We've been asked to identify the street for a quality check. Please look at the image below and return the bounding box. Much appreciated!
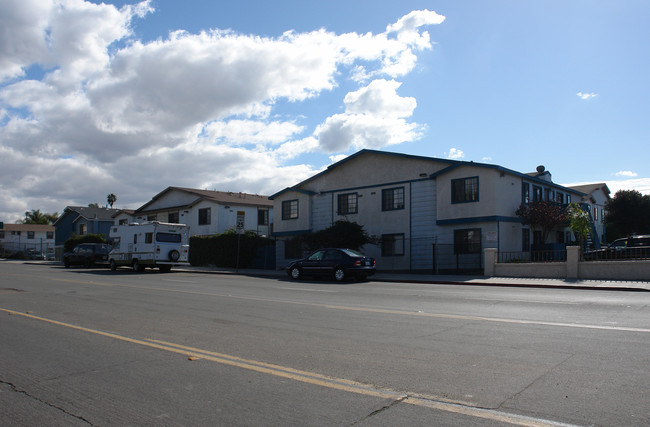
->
[1,261,649,426]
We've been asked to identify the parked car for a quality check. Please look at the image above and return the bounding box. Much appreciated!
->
[63,243,112,267]
[286,248,376,281]
[584,235,650,260]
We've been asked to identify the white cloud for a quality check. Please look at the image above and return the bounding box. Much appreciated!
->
[0,1,444,222]
[446,148,465,159]
[577,91,598,100]
[614,170,638,177]
[315,79,424,152]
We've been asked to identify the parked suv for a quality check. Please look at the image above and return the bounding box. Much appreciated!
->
[584,235,650,260]
[63,243,112,267]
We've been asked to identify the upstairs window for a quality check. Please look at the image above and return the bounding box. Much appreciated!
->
[522,183,530,204]
[338,193,358,215]
[27,231,35,239]
[556,192,564,204]
[533,186,542,202]
[452,177,479,203]
[282,200,299,220]
[382,187,404,211]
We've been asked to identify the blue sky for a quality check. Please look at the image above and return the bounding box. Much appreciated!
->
[1,0,649,222]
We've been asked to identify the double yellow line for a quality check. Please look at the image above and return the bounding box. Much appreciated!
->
[2,308,580,427]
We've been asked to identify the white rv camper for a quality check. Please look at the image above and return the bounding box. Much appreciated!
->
[108,222,190,272]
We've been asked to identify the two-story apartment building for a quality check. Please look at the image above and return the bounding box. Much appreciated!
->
[133,187,273,237]
[270,149,590,272]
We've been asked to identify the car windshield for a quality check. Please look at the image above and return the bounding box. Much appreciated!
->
[341,249,365,257]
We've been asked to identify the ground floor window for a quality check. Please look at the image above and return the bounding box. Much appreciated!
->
[381,233,405,256]
[454,228,481,254]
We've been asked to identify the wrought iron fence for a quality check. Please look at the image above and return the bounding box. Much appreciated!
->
[497,249,567,264]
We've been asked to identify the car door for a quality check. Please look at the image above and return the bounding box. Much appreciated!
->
[321,249,344,275]
[301,250,325,275]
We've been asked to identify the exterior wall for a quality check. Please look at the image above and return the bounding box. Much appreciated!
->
[0,225,55,255]
[54,213,75,245]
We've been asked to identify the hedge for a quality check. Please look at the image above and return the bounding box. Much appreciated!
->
[190,232,274,268]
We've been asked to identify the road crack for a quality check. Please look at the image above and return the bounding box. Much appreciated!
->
[1,379,95,425]
[349,395,408,425]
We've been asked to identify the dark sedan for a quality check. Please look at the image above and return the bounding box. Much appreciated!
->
[63,243,112,267]
[286,248,376,282]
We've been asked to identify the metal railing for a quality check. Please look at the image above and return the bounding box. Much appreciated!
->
[498,249,567,264]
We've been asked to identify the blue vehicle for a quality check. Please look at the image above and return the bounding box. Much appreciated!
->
[287,248,376,282]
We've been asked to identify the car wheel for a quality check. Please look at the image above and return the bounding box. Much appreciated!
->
[334,267,345,282]
[109,259,117,271]
[133,259,142,272]
[290,267,301,280]
[168,250,180,262]
[64,259,70,268]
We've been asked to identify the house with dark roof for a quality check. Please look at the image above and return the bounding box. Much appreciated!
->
[270,149,592,273]
[132,187,273,237]
[53,206,121,246]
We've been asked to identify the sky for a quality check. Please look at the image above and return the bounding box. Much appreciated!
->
[1,0,649,223]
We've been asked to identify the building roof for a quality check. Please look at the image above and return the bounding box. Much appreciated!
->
[54,206,121,225]
[2,224,54,232]
[270,149,587,199]
[567,183,611,198]
[135,187,273,213]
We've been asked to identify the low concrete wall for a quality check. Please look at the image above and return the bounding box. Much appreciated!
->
[485,247,650,281]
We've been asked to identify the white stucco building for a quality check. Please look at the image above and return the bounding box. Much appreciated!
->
[132,187,273,237]
[271,150,597,273]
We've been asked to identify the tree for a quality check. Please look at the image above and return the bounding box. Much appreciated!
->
[605,190,650,240]
[566,203,592,252]
[88,203,99,208]
[515,202,567,246]
[107,193,117,208]
[302,220,373,252]
[20,209,59,225]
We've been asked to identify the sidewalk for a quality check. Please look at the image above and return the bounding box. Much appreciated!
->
[7,259,649,291]
[178,265,650,292]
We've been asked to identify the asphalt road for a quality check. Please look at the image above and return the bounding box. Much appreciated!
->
[1,261,649,426]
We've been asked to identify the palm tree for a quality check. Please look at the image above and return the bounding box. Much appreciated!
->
[22,209,51,224]
[107,193,117,208]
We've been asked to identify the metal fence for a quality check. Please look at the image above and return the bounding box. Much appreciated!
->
[497,249,567,264]
[0,242,57,260]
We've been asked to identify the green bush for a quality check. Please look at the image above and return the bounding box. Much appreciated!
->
[64,233,107,252]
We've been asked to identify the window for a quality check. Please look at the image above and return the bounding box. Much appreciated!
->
[381,234,405,256]
[522,229,530,252]
[454,228,481,254]
[133,233,137,244]
[338,193,358,215]
[119,219,128,225]
[532,186,542,202]
[258,209,269,226]
[147,215,157,221]
[452,177,479,203]
[47,231,53,239]
[198,208,211,225]
[556,192,564,204]
[168,211,179,223]
[567,195,572,204]
[545,188,553,201]
[145,232,153,244]
[282,200,299,220]
[522,183,530,204]
[593,207,598,222]
[27,231,35,239]
[382,187,404,211]
[79,224,87,235]
[156,232,181,243]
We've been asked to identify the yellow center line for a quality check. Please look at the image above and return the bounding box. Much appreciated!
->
[2,308,581,427]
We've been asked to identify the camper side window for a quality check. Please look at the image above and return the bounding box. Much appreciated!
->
[145,233,153,244]
[112,238,120,250]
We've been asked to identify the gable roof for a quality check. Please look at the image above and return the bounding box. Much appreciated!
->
[54,206,120,225]
[135,187,273,213]
[270,149,587,199]
[2,224,54,232]
[567,183,611,198]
